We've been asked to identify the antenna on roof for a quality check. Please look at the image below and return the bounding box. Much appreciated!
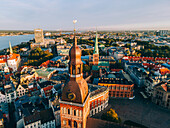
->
[73,20,77,46]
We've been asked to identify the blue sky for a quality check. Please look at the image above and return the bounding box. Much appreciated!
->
[0,0,170,30]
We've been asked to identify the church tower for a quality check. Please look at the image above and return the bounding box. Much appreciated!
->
[93,31,99,65]
[60,34,90,128]
[9,41,13,54]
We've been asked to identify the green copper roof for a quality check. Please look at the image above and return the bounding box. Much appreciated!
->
[92,61,110,71]
[93,31,99,54]
[98,61,110,66]
[35,68,55,78]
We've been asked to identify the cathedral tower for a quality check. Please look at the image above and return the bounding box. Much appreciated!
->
[60,35,90,128]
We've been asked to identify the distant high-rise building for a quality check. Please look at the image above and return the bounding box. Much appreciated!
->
[34,29,44,43]
[160,30,168,36]
[155,30,168,36]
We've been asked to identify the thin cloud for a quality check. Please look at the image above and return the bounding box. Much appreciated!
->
[0,0,169,30]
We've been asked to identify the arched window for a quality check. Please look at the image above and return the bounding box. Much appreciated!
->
[74,121,77,128]
[68,120,71,126]
[68,108,70,114]
[74,110,76,116]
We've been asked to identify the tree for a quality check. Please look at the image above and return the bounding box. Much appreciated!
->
[101,108,121,123]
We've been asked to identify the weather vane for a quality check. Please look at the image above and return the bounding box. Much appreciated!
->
[73,20,77,35]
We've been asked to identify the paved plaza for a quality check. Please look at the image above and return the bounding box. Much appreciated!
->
[93,88,170,128]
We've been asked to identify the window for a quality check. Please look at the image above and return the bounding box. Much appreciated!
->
[72,65,76,74]
[74,121,77,128]
[68,120,71,126]
[117,87,120,90]
[77,67,80,74]
[68,109,70,114]
[74,110,76,116]
[98,99,100,105]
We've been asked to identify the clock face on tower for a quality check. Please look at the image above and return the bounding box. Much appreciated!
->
[67,92,76,101]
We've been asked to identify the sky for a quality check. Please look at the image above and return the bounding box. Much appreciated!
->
[0,0,170,31]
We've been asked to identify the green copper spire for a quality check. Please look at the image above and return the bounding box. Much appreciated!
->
[9,41,13,54]
[93,31,99,54]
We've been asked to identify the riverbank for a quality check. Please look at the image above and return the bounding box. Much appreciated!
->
[0,34,32,37]
[0,34,34,50]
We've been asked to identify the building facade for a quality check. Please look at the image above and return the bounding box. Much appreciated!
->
[0,42,21,72]
[98,78,134,98]
[4,84,17,103]
[152,80,170,109]
[89,84,109,116]
[16,84,28,98]
[0,91,6,103]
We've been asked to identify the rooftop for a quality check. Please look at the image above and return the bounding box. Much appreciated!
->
[88,84,108,97]
[98,78,133,85]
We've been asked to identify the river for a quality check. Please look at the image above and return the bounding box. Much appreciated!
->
[0,34,34,50]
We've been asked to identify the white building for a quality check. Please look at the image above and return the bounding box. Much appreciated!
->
[0,91,6,103]
[0,42,21,72]
[4,84,17,103]
[16,84,28,98]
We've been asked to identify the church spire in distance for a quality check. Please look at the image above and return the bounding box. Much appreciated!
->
[93,31,99,54]
[9,41,13,54]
